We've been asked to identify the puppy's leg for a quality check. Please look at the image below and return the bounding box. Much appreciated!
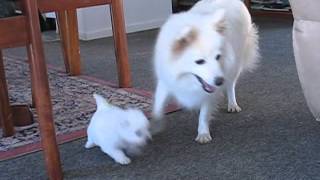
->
[195,102,212,144]
[151,81,169,134]
[101,146,131,165]
[226,69,242,113]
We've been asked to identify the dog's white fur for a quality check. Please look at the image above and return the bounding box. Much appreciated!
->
[85,94,151,165]
[153,0,259,143]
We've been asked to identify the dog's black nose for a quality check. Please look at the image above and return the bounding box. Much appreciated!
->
[215,77,224,86]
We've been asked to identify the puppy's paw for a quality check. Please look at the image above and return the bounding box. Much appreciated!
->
[227,104,242,113]
[115,156,131,165]
[107,149,132,165]
[85,141,95,149]
[195,133,212,144]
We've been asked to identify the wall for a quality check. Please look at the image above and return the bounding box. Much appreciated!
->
[77,0,172,40]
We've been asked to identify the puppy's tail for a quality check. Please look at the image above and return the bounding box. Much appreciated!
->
[93,94,111,111]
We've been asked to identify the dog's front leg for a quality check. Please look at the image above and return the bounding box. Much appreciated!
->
[151,81,169,134]
[152,81,169,119]
[195,102,212,144]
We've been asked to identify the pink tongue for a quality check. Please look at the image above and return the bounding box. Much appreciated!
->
[194,75,215,93]
[201,81,215,93]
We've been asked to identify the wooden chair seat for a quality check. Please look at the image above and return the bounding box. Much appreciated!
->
[38,0,111,12]
[38,0,132,88]
[0,16,28,48]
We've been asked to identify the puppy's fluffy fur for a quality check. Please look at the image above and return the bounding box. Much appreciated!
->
[85,94,151,165]
[153,0,259,143]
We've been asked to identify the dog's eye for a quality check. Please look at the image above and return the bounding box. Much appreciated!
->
[216,54,221,61]
[195,59,206,65]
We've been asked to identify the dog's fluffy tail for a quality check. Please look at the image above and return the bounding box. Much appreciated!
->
[93,94,110,111]
[243,23,260,72]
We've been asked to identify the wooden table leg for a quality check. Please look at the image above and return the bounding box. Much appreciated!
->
[110,0,132,88]
[56,9,81,76]
[0,50,15,137]
[25,0,63,179]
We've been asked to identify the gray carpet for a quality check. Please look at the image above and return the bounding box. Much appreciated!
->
[2,17,320,180]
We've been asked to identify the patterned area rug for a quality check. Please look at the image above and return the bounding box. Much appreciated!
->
[0,57,179,161]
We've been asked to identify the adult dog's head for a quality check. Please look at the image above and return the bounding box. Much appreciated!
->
[155,9,227,94]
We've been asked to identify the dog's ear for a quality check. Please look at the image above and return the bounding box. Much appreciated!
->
[172,26,197,55]
[210,9,226,34]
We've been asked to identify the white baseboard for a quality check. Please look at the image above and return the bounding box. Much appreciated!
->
[79,18,166,41]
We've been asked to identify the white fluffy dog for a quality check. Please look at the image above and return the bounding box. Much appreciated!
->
[85,94,151,165]
[153,0,259,143]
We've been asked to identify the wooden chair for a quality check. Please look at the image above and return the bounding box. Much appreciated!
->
[38,0,132,88]
[0,0,62,179]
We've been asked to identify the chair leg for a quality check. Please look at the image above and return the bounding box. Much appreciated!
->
[24,0,63,179]
[56,10,81,76]
[110,0,132,88]
[0,50,15,137]
[27,47,36,108]
[244,0,251,12]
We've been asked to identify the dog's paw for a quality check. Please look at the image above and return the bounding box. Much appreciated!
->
[195,133,212,144]
[227,104,242,113]
[115,156,131,165]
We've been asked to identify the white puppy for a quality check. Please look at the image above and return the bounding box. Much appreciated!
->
[85,94,151,165]
[153,0,259,143]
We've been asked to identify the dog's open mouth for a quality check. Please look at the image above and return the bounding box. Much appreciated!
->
[193,74,215,93]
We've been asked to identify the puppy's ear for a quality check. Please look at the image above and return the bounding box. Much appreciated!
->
[210,9,226,34]
[172,26,197,55]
